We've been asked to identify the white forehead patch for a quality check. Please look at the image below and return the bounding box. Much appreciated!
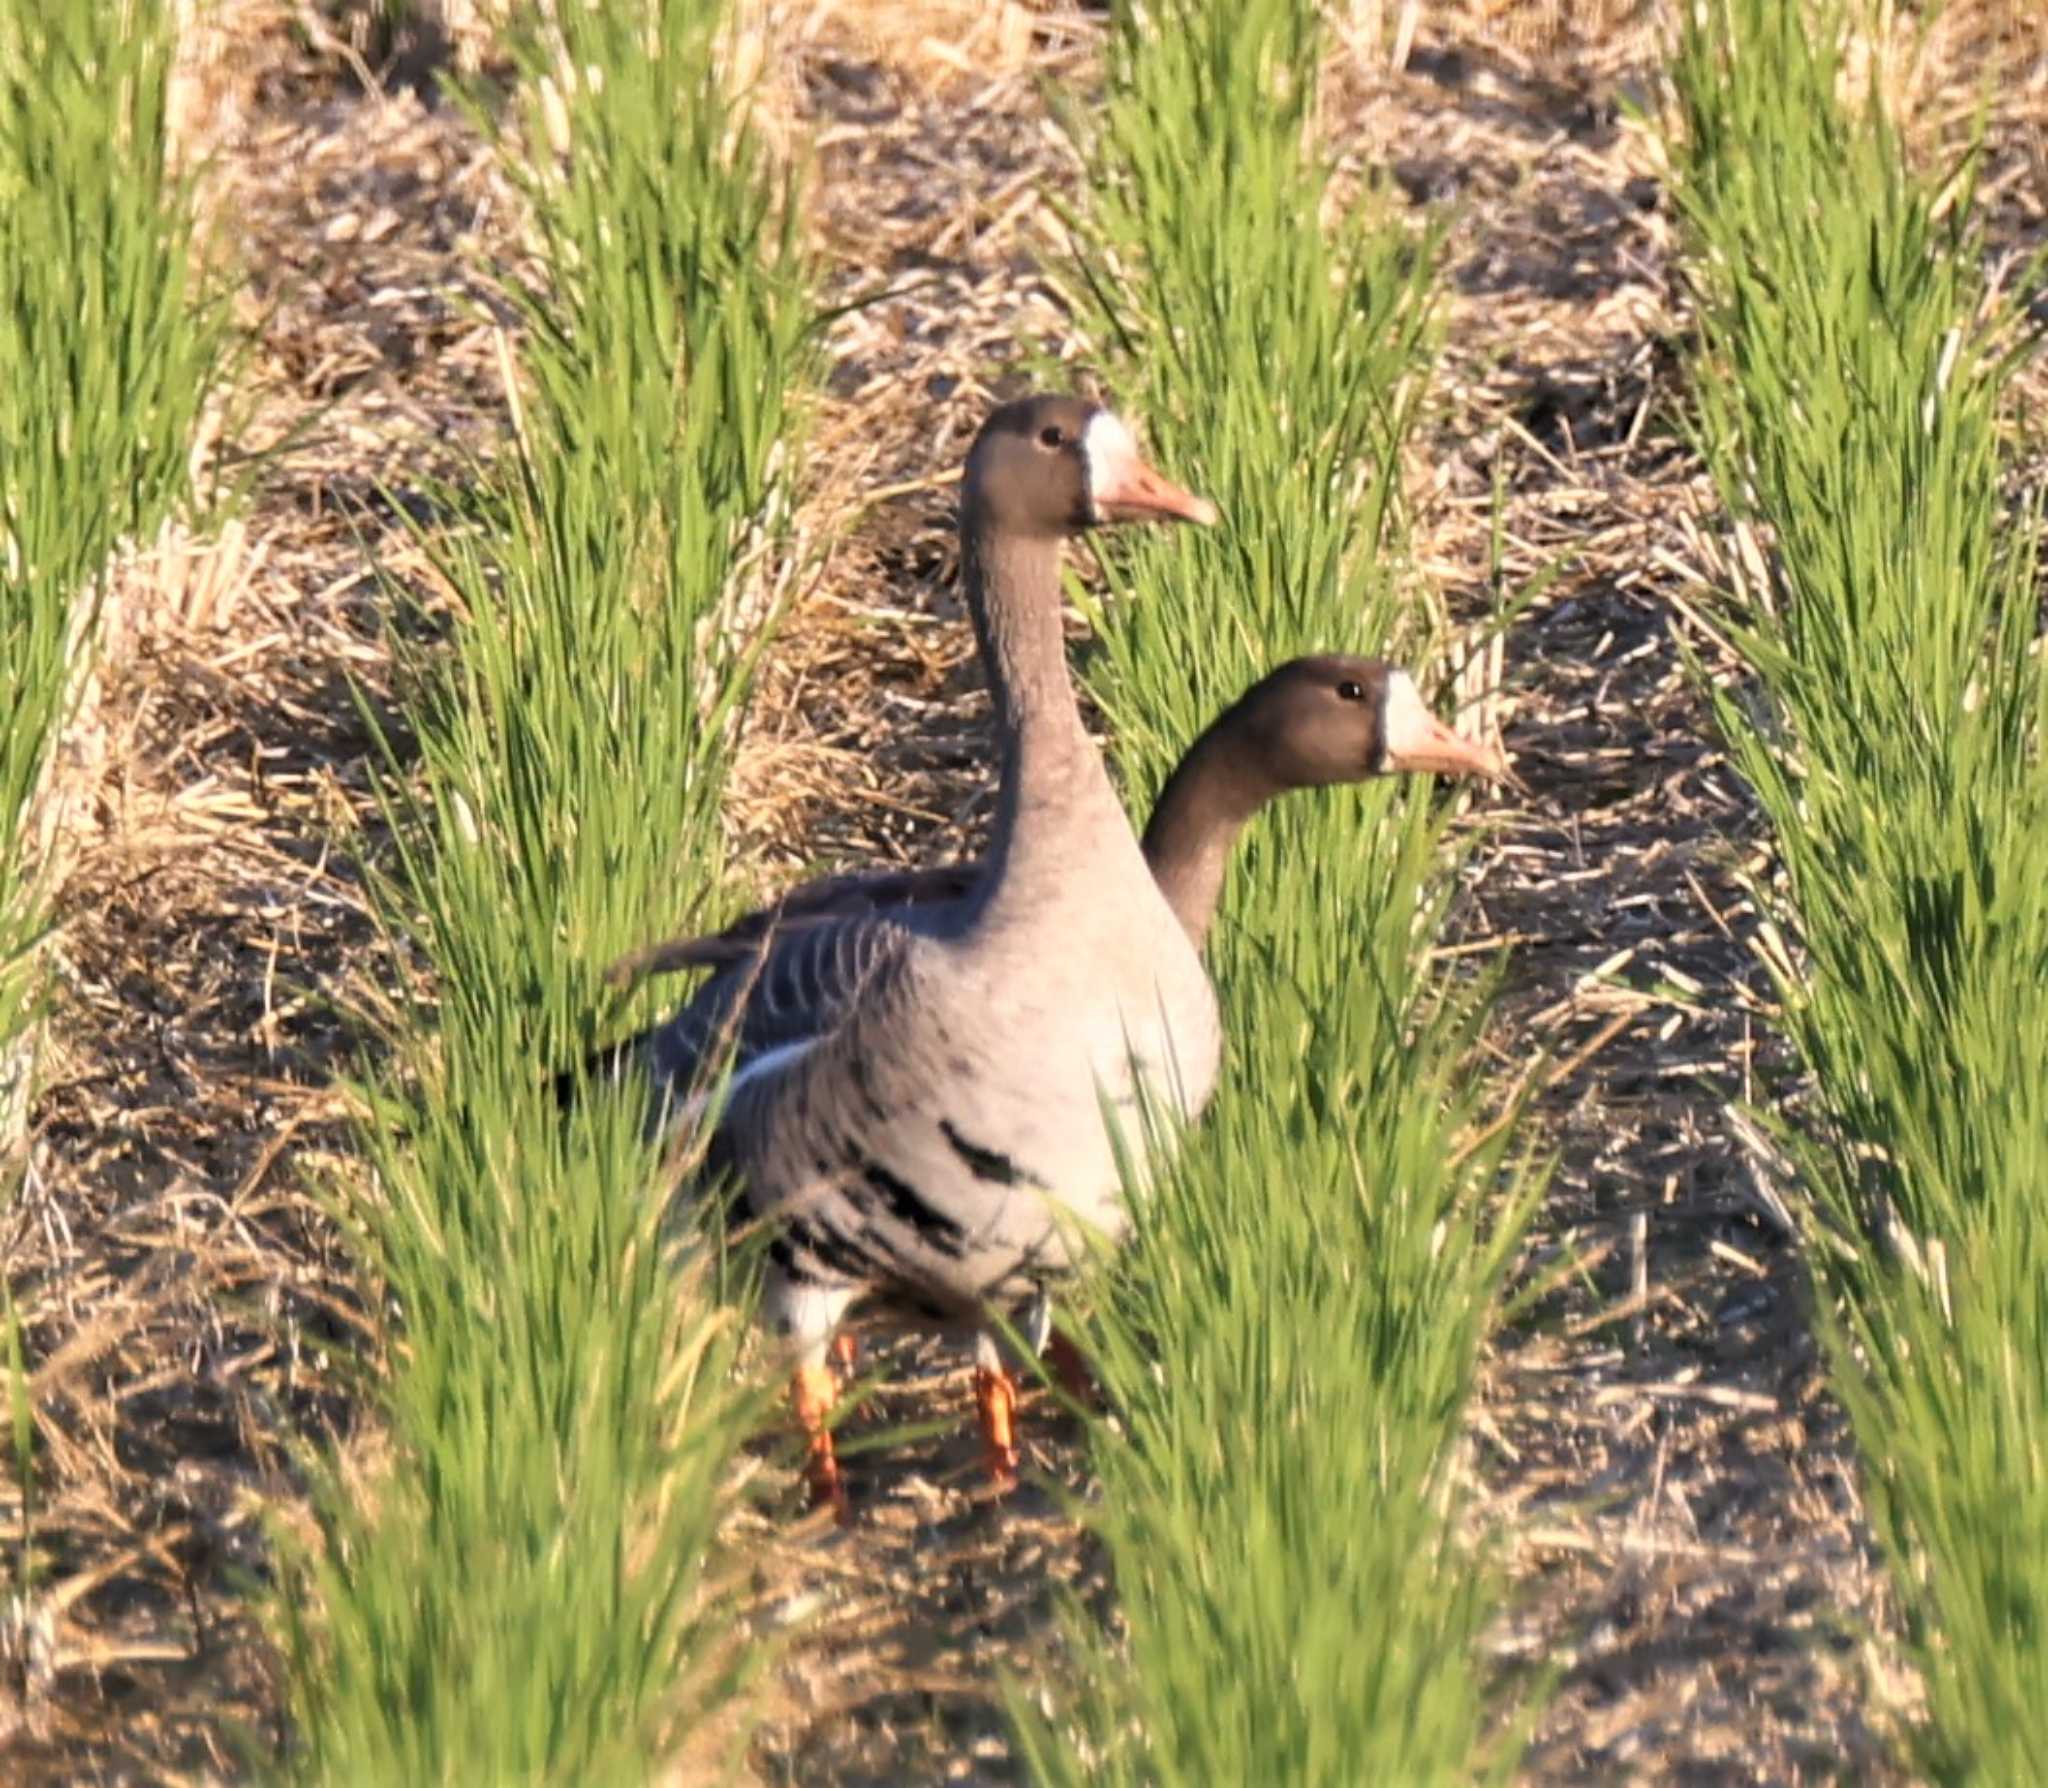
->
[1380,669,1435,758]
[1081,409,1139,512]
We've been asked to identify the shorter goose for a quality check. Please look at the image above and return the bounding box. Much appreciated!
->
[601,655,1502,1482]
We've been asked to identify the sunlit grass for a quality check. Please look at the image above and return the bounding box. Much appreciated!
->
[1010,1,1541,1779]
[1670,3,2048,1778]
[275,4,813,1779]
[0,0,228,1171]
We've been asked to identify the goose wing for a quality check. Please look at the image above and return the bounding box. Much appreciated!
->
[602,861,980,988]
[592,898,943,1147]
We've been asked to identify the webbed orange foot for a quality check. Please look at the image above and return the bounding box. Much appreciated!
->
[791,1361,850,1523]
[975,1361,1021,1490]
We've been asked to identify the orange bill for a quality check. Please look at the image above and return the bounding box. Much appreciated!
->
[1094,452,1220,527]
[1383,672,1505,779]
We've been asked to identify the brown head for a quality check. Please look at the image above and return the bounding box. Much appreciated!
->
[1218,655,1504,789]
[1141,655,1503,945]
[961,394,1218,540]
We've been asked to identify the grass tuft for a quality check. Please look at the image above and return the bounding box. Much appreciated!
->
[0,0,229,1163]
[274,3,813,1779]
[1670,3,2048,1777]
[1008,2,1542,1779]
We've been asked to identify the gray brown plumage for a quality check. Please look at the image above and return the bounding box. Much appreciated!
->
[600,653,1500,1489]
[592,620,1502,1499]
[595,396,1221,1507]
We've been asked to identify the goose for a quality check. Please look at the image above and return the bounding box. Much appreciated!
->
[602,656,1502,1483]
[590,395,1222,1510]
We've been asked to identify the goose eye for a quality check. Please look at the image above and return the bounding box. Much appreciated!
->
[1336,679,1365,702]
[1038,424,1067,448]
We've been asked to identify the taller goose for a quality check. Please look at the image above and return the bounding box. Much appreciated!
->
[634,396,1219,1506]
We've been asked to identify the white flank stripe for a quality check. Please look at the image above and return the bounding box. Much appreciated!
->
[671,1036,818,1132]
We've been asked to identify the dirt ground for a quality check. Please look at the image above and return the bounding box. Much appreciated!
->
[4,2,2046,1783]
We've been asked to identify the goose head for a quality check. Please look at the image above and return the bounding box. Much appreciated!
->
[1231,655,1504,788]
[964,395,1219,539]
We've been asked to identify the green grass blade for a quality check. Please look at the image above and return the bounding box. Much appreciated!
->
[0,0,231,1164]
[1010,2,1542,1778]
[274,4,815,1779]
[1669,4,2048,1777]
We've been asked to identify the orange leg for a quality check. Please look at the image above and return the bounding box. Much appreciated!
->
[790,1362,849,1520]
[975,1361,1021,1488]
[830,1330,860,1373]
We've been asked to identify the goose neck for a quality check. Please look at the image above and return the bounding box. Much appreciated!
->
[1140,715,1278,947]
[964,525,1084,754]
[962,517,1131,918]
